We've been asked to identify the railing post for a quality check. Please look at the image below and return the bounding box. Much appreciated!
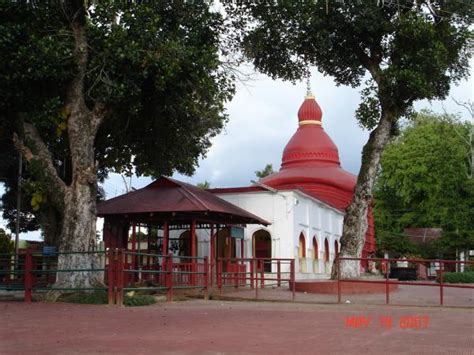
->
[260,260,264,289]
[254,259,259,300]
[439,260,444,306]
[210,261,214,287]
[290,259,295,301]
[277,260,281,287]
[204,256,209,300]
[107,248,115,305]
[217,259,223,295]
[385,259,389,305]
[116,249,124,307]
[250,259,254,289]
[166,253,173,302]
[24,249,33,303]
[337,257,341,304]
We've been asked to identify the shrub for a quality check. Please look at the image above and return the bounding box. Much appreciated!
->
[439,272,474,284]
[124,294,156,306]
[60,291,157,306]
[60,291,108,304]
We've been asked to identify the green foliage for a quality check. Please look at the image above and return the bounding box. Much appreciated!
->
[226,1,472,125]
[60,291,157,306]
[0,229,14,254]
[0,2,234,239]
[440,272,474,284]
[374,111,474,256]
[196,181,211,189]
[255,164,274,179]
[123,294,156,307]
[60,291,108,305]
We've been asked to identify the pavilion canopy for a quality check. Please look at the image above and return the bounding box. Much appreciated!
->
[97,177,270,226]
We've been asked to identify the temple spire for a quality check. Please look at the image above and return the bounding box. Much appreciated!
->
[305,77,314,99]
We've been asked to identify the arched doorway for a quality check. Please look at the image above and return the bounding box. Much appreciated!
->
[324,238,330,262]
[312,236,319,273]
[253,229,271,272]
[298,233,306,258]
[178,230,191,261]
[312,237,318,260]
[216,228,235,260]
[298,233,306,272]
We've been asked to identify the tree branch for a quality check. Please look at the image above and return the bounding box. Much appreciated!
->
[13,122,67,206]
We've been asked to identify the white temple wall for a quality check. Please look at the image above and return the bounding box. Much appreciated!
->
[217,190,344,278]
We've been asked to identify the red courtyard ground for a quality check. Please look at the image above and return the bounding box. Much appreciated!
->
[0,299,473,354]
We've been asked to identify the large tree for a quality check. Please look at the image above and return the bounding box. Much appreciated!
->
[226,1,472,277]
[374,111,474,257]
[0,1,234,289]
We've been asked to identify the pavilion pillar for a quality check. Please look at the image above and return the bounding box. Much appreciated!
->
[191,220,197,286]
[162,222,169,286]
[210,224,215,286]
[131,223,137,273]
[163,222,169,255]
[191,220,197,258]
[227,229,231,271]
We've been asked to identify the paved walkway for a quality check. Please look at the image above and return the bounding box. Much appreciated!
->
[0,300,473,354]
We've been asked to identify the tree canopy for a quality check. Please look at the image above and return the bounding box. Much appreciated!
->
[0,228,13,254]
[226,1,472,276]
[255,164,274,180]
[0,1,234,248]
[374,111,474,257]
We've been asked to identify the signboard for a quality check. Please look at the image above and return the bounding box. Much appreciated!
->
[230,226,244,239]
[43,246,57,256]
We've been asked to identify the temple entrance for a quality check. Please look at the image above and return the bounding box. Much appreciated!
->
[312,236,319,273]
[216,228,236,260]
[252,229,272,272]
[324,238,330,273]
[298,233,306,272]
[324,238,330,262]
[178,230,191,262]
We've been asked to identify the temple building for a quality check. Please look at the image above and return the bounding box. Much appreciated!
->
[209,91,375,277]
[98,90,375,279]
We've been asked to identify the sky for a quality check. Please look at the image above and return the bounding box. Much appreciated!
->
[1,64,472,240]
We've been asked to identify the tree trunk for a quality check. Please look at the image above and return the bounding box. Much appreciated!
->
[55,177,101,289]
[332,110,394,279]
[53,8,105,291]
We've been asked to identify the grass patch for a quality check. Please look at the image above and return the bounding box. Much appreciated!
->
[439,271,474,283]
[60,291,108,304]
[59,291,157,306]
[124,294,156,306]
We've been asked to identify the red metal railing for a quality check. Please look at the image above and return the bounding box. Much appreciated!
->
[337,257,474,306]
[0,249,210,305]
[216,257,295,300]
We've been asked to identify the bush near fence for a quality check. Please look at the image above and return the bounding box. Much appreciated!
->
[439,272,474,284]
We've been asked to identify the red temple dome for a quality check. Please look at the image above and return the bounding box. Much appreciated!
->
[297,94,323,124]
[282,94,340,167]
[261,92,375,257]
[263,93,355,199]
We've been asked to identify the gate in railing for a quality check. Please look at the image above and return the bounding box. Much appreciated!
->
[216,257,296,300]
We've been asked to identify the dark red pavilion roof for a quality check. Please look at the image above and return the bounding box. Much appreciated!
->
[97,177,270,226]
